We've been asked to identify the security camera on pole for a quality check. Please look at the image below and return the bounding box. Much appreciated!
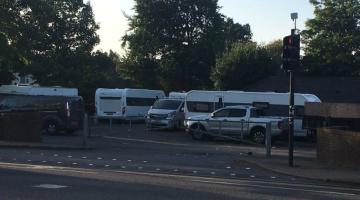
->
[282,13,300,167]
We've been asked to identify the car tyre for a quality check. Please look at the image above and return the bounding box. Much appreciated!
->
[191,123,206,140]
[44,121,58,135]
[251,127,266,144]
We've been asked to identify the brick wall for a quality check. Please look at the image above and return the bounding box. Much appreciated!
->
[317,128,360,169]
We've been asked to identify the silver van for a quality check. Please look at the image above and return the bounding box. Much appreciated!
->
[146,99,184,130]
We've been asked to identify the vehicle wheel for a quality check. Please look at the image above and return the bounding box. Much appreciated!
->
[44,121,58,135]
[190,123,206,140]
[250,127,266,144]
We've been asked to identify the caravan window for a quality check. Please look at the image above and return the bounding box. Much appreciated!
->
[126,97,156,106]
[187,101,213,113]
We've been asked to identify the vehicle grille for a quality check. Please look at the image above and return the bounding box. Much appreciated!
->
[149,114,167,119]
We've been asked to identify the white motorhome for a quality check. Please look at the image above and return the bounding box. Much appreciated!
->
[184,90,321,137]
[0,85,78,96]
[95,88,165,120]
[168,91,187,99]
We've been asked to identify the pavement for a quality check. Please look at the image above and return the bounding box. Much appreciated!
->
[0,124,359,186]
[233,145,360,186]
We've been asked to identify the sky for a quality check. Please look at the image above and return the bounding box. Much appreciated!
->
[89,0,315,55]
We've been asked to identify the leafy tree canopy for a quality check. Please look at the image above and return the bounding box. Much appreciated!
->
[121,0,252,91]
[211,42,277,90]
[302,0,360,76]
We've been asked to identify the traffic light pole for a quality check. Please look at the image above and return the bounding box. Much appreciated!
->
[288,13,297,167]
[289,69,294,167]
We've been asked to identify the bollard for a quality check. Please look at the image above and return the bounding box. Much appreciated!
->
[83,113,89,147]
[240,120,244,140]
[266,122,271,158]
[128,119,132,132]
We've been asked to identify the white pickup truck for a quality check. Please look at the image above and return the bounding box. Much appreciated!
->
[185,105,287,143]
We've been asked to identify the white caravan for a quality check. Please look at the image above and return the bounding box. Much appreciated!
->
[184,90,321,137]
[168,91,187,99]
[0,85,78,96]
[95,88,165,120]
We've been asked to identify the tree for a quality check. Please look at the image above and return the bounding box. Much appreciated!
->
[211,42,275,90]
[302,0,360,76]
[0,0,100,85]
[265,39,283,74]
[122,0,238,91]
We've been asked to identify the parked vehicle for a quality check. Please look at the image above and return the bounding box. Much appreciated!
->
[168,91,187,99]
[0,93,84,134]
[146,98,185,129]
[185,105,287,143]
[95,88,165,120]
[0,85,78,96]
[184,90,321,138]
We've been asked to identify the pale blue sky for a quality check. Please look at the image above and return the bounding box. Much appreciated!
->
[89,0,314,54]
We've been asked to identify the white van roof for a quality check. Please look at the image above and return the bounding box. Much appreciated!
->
[0,85,78,96]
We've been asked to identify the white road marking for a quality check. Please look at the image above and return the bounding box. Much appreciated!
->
[156,168,160,171]
[121,166,126,169]
[97,157,103,160]
[226,166,231,169]
[127,160,132,162]
[72,163,78,165]
[143,161,148,163]
[33,184,69,189]
[57,162,62,164]
[271,176,277,179]
[42,161,47,163]
[250,175,256,178]
[174,169,179,172]
[210,172,216,175]
[105,165,110,167]
[27,160,32,162]
[193,171,198,174]
[82,157,87,159]
[245,167,251,170]
[230,173,236,176]
[112,158,117,161]
[67,156,72,158]
[104,136,190,147]
[53,154,58,157]
[88,164,94,166]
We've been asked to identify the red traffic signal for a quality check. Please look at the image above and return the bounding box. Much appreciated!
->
[282,34,300,71]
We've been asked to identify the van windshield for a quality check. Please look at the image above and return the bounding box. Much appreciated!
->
[152,99,182,110]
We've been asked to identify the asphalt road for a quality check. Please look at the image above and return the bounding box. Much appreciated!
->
[0,123,359,199]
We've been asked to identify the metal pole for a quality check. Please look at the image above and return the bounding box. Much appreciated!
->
[128,119,132,132]
[289,70,295,167]
[82,113,88,147]
[266,122,271,158]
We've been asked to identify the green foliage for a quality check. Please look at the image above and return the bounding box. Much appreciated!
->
[121,0,252,91]
[212,42,276,90]
[302,0,360,76]
[265,39,283,74]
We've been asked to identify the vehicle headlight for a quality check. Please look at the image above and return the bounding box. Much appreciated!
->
[167,111,176,119]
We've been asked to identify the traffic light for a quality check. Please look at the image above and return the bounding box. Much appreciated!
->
[282,33,300,71]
